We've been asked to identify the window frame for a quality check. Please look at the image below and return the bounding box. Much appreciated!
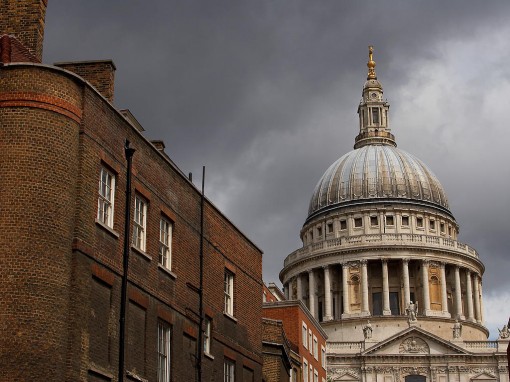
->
[321,345,326,369]
[224,358,235,382]
[308,330,313,355]
[303,359,309,382]
[313,336,318,360]
[204,316,212,355]
[97,166,115,228]
[354,217,363,228]
[302,323,308,349]
[132,195,148,251]
[157,321,171,382]
[159,216,173,269]
[224,270,234,317]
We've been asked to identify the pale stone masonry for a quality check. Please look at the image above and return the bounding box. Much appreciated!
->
[280,47,509,382]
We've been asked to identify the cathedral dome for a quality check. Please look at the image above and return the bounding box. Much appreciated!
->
[307,144,450,220]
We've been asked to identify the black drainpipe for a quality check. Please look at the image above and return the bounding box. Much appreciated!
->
[119,139,135,382]
[197,166,205,382]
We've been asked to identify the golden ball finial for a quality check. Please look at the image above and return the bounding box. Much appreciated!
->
[367,45,377,79]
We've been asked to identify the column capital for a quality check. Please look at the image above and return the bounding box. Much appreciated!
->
[422,259,430,265]
[402,258,410,264]
[308,268,314,275]
[322,264,330,270]
[360,259,368,265]
[381,257,389,264]
[439,261,446,269]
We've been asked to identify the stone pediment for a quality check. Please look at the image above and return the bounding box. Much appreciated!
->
[471,371,497,380]
[361,326,469,356]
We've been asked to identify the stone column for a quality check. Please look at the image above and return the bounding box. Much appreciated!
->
[473,273,481,323]
[440,262,449,316]
[342,263,350,316]
[308,269,317,319]
[454,265,464,319]
[382,258,391,315]
[402,258,411,308]
[296,273,303,302]
[395,211,401,233]
[323,266,333,321]
[361,260,370,315]
[379,211,385,234]
[479,279,484,324]
[284,281,290,300]
[465,270,475,322]
[421,260,431,315]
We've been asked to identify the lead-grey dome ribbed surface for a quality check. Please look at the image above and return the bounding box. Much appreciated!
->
[308,145,449,218]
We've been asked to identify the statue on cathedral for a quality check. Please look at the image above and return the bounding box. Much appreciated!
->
[498,323,509,339]
[406,301,418,322]
[453,319,462,339]
[363,320,373,339]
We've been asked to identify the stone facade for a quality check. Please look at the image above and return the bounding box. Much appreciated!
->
[280,47,508,381]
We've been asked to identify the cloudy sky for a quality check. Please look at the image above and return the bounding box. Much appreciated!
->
[43,0,509,338]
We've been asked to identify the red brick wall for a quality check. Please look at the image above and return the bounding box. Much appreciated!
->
[263,304,327,382]
[0,62,264,381]
[56,60,116,102]
[0,0,48,62]
[0,64,82,380]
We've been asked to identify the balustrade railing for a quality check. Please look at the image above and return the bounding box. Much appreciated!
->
[464,341,498,349]
[284,233,479,267]
[327,341,365,352]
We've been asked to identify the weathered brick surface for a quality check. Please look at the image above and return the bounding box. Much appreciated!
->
[262,319,291,382]
[0,35,263,382]
[55,60,116,103]
[263,303,327,382]
[0,0,47,61]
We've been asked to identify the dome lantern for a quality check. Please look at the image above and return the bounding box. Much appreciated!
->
[355,46,395,148]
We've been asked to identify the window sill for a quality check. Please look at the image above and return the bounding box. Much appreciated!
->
[224,312,238,323]
[131,245,152,261]
[158,264,177,279]
[88,364,114,380]
[95,219,120,238]
[204,352,215,361]
[126,370,148,382]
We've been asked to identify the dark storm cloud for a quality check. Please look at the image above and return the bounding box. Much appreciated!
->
[44,0,510,336]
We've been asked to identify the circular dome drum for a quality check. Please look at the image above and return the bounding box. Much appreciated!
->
[307,145,450,220]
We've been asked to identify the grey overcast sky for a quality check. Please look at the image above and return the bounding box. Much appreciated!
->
[43,1,510,338]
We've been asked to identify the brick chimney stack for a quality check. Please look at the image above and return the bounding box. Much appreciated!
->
[0,0,48,62]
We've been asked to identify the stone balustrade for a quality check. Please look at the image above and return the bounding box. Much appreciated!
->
[327,341,365,353]
[284,233,478,267]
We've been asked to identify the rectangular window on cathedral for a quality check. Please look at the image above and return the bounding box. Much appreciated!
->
[372,108,379,124]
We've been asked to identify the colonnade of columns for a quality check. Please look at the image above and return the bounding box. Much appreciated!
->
[283,258,484,324]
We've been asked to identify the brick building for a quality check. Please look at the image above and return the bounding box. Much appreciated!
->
[263,291,328,382]
[0,1,263,381]
[261,318,292,382]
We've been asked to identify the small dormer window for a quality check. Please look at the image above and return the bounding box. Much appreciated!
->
[372,108,379,124]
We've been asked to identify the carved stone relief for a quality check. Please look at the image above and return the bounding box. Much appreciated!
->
[399,337,429,354]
